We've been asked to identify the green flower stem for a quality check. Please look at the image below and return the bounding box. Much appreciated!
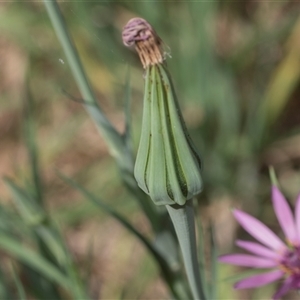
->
[166,202,206,300]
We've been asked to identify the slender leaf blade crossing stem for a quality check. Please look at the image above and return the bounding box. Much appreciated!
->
[43,0,162,232]
[43,0,124,163]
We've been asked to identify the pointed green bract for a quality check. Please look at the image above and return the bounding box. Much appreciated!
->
[134,64,202,205]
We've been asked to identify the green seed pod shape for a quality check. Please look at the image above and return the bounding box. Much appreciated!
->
[134,64,202,205]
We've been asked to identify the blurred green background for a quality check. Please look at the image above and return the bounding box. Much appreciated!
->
[1,1,300,299]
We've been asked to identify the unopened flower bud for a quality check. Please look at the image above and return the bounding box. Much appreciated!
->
[122,18,164,68]
[123,18,202,205]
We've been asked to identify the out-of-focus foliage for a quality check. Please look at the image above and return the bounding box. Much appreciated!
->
[1,1,300,299]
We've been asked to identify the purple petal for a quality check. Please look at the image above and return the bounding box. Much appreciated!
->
[218,254,278,268]
[295,193,300,243]
[236,240,280,260]
[272,186,298,244]
[233,209,286,251]
[273,276,294,300]
[234,270,284,289]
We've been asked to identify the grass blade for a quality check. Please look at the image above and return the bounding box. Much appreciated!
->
[123,66,132,154]
[43,0,125,163]
[59,172,188,299]
[209,223,218,300]
[43,0,164,234]
[23,81,44,206]
[0,232,72,290]
[10,263,26,300]
[3,178,45,225]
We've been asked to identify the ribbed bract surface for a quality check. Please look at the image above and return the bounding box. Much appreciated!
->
[134,64,202,205]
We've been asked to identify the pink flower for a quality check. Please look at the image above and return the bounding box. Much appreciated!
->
[219,186,300,299]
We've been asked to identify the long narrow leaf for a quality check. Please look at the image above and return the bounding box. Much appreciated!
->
[3,178,45,225]
[43,0,125,164]
[196,210,208,298]
[10,263,26,300]
[43,0,163,234]
[59,173,188,299]
[0,263,11,299]
[209,223,218,300]
[0,233,72,290]
[23,80,43,206]
[123,66,132,154]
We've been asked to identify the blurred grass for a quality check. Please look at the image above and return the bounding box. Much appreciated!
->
[0,1,300,299]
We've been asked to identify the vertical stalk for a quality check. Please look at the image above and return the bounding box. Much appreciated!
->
[166,202,206,300]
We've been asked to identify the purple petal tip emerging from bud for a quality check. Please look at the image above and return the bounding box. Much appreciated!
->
[122,18,152,47]
[122,17,165,68]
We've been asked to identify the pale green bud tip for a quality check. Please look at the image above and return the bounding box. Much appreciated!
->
[122,18,165,68]
[134,64,202,206]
